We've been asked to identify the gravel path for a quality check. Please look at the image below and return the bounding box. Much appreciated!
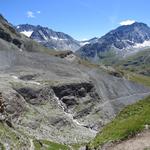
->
[107,130,150,150]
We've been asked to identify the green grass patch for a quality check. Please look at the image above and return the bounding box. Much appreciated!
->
[116,49,150,76]
[88,96,150,150]
[0,142,5,150]
[98,50,118,65]
[128,73,150,87]
[78,59,100,68]
[34,139,70,150]
[112,68,150,87]
[69,143,87,150]
[0,122,24,149]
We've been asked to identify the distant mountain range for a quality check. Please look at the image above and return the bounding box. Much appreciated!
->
[77,22,150,62]
[16,24,99,52]
[16,24,82,52]
[16,22,150,63]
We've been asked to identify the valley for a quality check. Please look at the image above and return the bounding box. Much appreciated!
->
[0,13,149,150]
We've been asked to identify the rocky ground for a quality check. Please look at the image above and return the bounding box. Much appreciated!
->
[0,49,149,149]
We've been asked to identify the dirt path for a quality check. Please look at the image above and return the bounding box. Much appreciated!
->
[106,130,150,150]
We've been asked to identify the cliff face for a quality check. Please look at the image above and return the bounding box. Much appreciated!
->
[77,22,150,62]
[16,24,81,52]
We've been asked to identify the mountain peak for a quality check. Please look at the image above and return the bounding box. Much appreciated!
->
[77,21,150,60]
[121,22,150,31]
[16,24,81,51]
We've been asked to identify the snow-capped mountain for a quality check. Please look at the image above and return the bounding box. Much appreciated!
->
[77,22,150,60]
[16,24,35,37]
[16,24,81,51]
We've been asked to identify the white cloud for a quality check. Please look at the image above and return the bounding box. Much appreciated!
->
[27,11,35,18]
[37,11,41,14]
[120,20,135,26]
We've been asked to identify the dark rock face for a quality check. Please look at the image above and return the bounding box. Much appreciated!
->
[0,93,4,114]
[77,22,150,60]
[16,87,38,102]
[61,96,78,108]
[16,24,36,32]
[19,74,37,81]
[0,90,26,127]
[0,28,12,42]
[50,116,72,129]
[52,82,94,99]
[15,87,54,105]
[74,105,93,119]
[16,24,81,51]
[12,39,22,48]
[0,25,22,49]
[54,50,73,58]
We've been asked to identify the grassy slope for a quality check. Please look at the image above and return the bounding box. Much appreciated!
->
[112,49,150,87]
[110,69,150,87]
[0,122,70,150]
[116,49,150,76]
[34,140,69,150]
[88,96,150,150]
[97,49,118,65]
[126,73,150,87]
[0,122,30,149]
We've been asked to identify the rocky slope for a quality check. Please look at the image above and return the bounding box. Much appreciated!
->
[0,14,150,149]
[16,24,81,52]
[77,22,150,62]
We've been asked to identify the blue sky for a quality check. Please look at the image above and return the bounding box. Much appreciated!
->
[1,0,150,40]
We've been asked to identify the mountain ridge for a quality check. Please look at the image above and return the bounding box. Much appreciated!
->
[77,22,150,62]
[16,24,81,51]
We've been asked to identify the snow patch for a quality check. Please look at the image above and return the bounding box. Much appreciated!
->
[50,36,58,40]
[21,31,33,37]
[50,36,67,41]
[43,35,48,41]
[38,30,48,41]
[133,40,150,48]
[121,40,150,57]
[17,26,20,29]
[80,41,90,46]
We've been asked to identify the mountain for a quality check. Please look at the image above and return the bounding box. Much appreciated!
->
[0,15,53,54]
[0,14,150,149]
[16,24,81,51]
[77,22,150,63]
